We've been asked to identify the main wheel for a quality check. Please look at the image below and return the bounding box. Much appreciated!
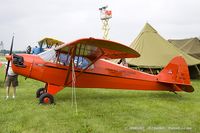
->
[39,93,54,104]
[36,88,46,98]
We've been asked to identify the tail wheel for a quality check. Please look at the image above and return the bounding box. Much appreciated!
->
[36,88,46,98]
[39,93,54,104]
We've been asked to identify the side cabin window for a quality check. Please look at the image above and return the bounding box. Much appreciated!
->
[57,52,91,69]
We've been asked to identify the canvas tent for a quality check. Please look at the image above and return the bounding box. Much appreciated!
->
[126,23,200,78]
[169,37,200,60]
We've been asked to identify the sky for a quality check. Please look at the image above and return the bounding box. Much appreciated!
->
[0,0,200,50]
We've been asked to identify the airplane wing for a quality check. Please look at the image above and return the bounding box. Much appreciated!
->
[38,37,64,47]
[55,38,140,59]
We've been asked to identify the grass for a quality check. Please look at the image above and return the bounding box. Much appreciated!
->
[0,65,200,133]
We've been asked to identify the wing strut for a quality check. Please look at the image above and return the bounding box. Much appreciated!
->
[65,46,77,84]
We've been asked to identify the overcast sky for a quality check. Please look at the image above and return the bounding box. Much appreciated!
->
[0,0,200,50]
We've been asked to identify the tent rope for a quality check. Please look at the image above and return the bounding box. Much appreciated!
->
[71,59,78,114]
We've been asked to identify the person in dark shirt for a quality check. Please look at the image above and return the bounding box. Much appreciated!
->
[26,45,31,54]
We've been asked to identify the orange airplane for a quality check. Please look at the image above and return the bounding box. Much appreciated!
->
[5,37,194,104]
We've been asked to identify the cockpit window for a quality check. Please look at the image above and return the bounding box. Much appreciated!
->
[39,49,92,69]
[58,53,91,69]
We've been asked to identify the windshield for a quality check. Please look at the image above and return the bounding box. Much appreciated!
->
[38,49,56,62]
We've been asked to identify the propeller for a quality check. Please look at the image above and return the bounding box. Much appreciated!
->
[4,35,14,81]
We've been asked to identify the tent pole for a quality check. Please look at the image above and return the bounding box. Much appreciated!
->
[137,66,140,71]
[195,65,200,75]
[149,67,153,75]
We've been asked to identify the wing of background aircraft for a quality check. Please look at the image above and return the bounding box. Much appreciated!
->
[38,37,64,48]
[55,37,140,60]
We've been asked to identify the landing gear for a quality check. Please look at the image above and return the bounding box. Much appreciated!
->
[37,84,63,104]
[36,88,46,98]
[39,93,54,104]
[36,87,54,104]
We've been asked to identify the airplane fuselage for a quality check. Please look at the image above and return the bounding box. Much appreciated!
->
[11,54,174,94]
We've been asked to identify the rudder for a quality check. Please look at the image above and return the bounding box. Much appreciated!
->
[157,56,194,92]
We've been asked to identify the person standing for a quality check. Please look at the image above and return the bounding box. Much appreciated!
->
[118,58,128,67]
[32,46,39,54]
[32,46,44,54]
[5,64,19,99]
[26,45,32,54]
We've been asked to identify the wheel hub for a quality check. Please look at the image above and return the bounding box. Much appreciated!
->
[44,97,50,103]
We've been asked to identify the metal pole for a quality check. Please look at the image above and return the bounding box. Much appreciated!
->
[195,65,200,75]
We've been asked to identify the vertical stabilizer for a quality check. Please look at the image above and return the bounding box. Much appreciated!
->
[157,56,194,92]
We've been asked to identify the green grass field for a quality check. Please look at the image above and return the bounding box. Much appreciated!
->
[0,65,200,133]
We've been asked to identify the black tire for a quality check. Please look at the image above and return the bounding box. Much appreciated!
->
[39,93,54,104]
[36,88,46,98]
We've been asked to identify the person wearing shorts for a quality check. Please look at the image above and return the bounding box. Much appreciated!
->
[5,65,18,99]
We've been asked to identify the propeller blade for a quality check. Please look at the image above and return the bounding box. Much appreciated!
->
[9,35,14,55]
[4,35,14,81]
[5,61,10,81]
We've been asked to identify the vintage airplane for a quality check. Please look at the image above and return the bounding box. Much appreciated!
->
[5,37,194,104]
